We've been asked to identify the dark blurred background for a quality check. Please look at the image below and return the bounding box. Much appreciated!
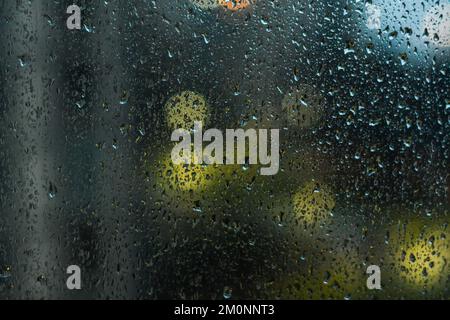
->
[0,0,448,299]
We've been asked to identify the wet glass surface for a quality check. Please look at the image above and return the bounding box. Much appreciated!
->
[0,0,449,299]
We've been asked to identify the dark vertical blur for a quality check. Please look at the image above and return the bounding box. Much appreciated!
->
[0,0,448,300]
[0,1,69,299]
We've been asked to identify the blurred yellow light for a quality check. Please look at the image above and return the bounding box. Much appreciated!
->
[398,241,447,286]
[292,180,335,227]
[165,91,209,131]
[154,148,217,192]
[393,223,449,287]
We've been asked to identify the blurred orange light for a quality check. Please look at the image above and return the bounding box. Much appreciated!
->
[219,0,252,11]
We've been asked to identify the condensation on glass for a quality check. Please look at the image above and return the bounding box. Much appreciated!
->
[0,0,448,300]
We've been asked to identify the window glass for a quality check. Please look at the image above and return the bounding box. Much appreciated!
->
[0,0,448,299]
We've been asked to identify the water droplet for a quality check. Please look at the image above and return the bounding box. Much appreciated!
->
[48,182,57,199]
[202,34,210,44]
[223,286,232,299]
[120,91,130,105]
[18,55,29,67]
